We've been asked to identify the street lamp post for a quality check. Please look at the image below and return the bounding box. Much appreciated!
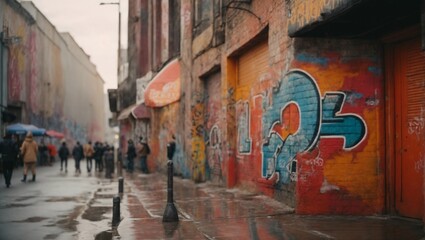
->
[100,1,121,82]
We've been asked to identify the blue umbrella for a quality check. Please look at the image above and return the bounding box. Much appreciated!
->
[6,123,46,136]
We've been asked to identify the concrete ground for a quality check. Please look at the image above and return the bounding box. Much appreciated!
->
[0,162,424,240]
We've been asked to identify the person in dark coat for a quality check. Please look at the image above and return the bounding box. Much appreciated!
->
[38,140,48,166]
[126,139,136,173]
[167,134,176,161]
[0,134,19,188]
[72,141,84,174]
[94,142,104,172]
[104,146,114,178]
[58,142,70,172]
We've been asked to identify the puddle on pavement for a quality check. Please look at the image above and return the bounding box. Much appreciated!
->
[0,203,31,209]
[43,233,59,239]
[13,216,48,222]
[56,205,85,231]
[15,196,33,202]
[95,228,120,240]
[45,196,79,202]
[82,206,111,221]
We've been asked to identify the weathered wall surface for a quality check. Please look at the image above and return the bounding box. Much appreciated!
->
[3,2,35,111]
[60,33,105,143]
[2,1,105,145]
[186,0,385,214]
[287,39,383,214]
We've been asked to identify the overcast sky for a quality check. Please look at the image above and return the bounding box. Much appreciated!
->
[28,0,128,92]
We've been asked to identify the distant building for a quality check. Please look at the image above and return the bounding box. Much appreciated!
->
[0,0,105,145]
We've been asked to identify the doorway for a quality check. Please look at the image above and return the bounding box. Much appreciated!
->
[387,34,425,219]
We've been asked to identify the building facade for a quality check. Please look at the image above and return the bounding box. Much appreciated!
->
[0,0,105,144]
[122,0,425,221]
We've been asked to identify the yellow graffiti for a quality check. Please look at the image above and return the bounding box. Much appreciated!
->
[323,110,382,205]
[191,136,206,181]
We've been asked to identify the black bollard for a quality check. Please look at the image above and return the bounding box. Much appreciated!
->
[118,177,124,194]
[112,195,121,227]
[162,160,179,222]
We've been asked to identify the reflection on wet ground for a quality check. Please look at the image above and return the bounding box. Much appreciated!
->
[117,173,425,240]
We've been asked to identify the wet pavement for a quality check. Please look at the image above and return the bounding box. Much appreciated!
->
[117,173,425,240]
[0,163,424,239]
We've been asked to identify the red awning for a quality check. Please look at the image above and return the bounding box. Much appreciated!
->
[144,59,181,107]
[131,103,151,119]
[46,130,65,139]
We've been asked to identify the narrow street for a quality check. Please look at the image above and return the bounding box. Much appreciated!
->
[0,162,117,240]
[1,161,424,239]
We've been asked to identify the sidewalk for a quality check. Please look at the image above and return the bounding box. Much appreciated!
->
[114,172,425,240]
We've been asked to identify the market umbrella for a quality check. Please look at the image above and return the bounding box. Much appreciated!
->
[45,130,65,139]
[6,123,46,136]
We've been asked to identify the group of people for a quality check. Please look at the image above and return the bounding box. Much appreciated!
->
[124,134,176,174]
[57,141,114,176]
[1,130,178,188]
[0,131,118,188]
[125,137,150,173]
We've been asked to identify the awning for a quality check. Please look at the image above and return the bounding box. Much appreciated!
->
[45,130,65,139]
[6,123,46,136]
[144,59,181,107]
[131,103,151,119]
[117,104,137,121]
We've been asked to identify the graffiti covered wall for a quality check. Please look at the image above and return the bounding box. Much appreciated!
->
[291,39,383,214]
[224,36,384,214]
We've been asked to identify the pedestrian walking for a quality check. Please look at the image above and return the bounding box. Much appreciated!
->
[58,142,70,172]
[126,139,136,173]
[20,132,38,182]
[38,140,48,166]
[167,134,176,161]
[83,141,94,173]
[0,134,19,187]
[104,146,114,178]
[94,142,104,172]
[72,141,84,174]
[137,137,150,173]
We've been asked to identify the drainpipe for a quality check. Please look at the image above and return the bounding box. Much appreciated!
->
[0,31,4,133]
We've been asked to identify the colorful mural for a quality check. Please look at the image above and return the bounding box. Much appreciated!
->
[261,70,367,185]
